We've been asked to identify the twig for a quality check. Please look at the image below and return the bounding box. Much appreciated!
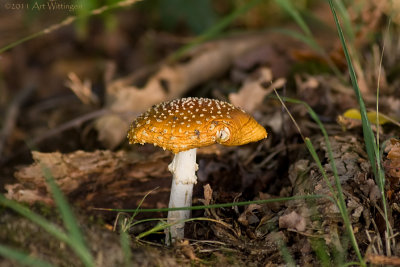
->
[29,108,109,146]
[366,254,400,266]
[0,86,35,160]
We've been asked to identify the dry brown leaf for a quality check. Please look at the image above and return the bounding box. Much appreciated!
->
[203,184,213,206]
[279,211,306,232]
[178,240,199,261]
[383,96,400,119]
[229,67,286,113]
[96,34,272,148]
[337,115,362,130]
[383,0,400,24]
[232,44,291,78]
[385,138,400,185]
[65,72,99,105]
[95,114,130,149]
[238,204,261,226]
[366,179,381,204]
[295,74,358,114]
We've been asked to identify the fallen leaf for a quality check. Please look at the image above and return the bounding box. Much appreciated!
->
[229,67,286,113]
[238,204,261,226]
[232,44,290,78]
[279,211,306,232]
[385,139,400,186]
[203,184,213,206]
[341,108,399,126]
[65,72,99,105]
[178,240,199,261]
[95,114,130,149]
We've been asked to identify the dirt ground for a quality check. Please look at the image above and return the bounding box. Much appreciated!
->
[1,1,400,266]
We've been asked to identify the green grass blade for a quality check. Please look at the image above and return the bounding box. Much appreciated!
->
[277,239,296,267]
[119,230,132,267]
[170,0,263,60]
[41,166,94,267]
[375,20,392,256]
[327,0,390,249]
[94,194,333,213]
[273,28,323,53]
[333,0,355,43]
[327,0,377,177]
[0,194,70,243]
[136,217,231,240]
[273,94,364,266]
[310,238,331,267]
[0,244,54,267]
[304,137,361,265]
[0,0,142,54]
[275,0,312,37]
[272,27,344,80]
[0,193,94,267]
[41,167,85,244]
[303,138,335,196]
[130,217,167,227]
[342,262,364,267]
[131,187,158,219]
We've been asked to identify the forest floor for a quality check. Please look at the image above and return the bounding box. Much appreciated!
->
[1,1,400,266]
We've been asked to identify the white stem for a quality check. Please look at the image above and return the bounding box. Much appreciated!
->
[165,148,198,245]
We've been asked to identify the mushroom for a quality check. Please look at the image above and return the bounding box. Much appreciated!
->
[127,97,267,244]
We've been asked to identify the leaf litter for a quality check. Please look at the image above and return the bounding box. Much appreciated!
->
[1,2,400,266]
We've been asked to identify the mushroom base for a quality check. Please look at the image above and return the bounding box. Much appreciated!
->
[165,148,197,245]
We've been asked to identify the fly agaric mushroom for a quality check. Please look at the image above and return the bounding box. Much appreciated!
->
[127,97,267,244]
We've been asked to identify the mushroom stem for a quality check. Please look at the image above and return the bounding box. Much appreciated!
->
[165,148,198,245]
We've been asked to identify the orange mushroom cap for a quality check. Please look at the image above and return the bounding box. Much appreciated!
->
[127,97,267,154]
